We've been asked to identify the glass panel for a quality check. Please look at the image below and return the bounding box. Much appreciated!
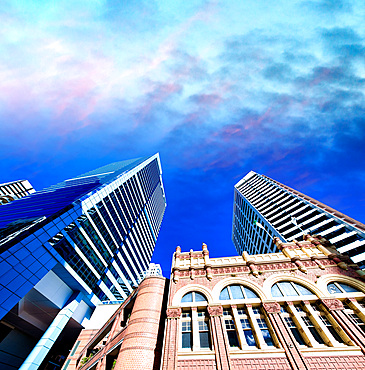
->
[227,331,239,347]
[279,282,299,296]
[262,329,274,346]
[308,327,325,344]
[225,319,235,330]
[199,321,208,331]
[194,292,207,302]
[256,318,268,329]
[328,326,344,343]
[327,283,342,294]
[240,319,251,329]
[339,283,360,293]
[220,288,230,300]
[291,328,306,345]
[181,292,193,303]
[182,333,192,348]
[243,330,256,346]
[244,287,259,299]
[230,285,244,299]
[199,332,210,348]
[294,283,313,296]
[271,284,283,297]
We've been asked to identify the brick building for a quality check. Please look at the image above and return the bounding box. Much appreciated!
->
[64,276,168,370]
[65,235,365,370]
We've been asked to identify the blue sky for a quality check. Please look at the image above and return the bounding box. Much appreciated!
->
[1,0,364,276]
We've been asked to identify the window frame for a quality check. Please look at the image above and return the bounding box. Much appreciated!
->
[219,284,260,302]
[271,281,316,300]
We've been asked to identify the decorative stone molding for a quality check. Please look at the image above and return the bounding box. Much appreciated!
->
[207,305,223,317]
[320,299,344,311]
[172,268,180,283]
[262,302,281,314]
[166,307,182,319]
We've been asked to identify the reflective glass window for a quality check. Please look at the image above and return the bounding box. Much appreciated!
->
[181,291,207,303]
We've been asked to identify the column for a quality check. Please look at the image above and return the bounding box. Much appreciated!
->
[320,298,365,354]
[162,307,181,370]
[19,292,84,370]
[263,302,308,370]
[207,305,232,370]
[231,305,247,348]
[286,302,317,347]
[246,304,266,349]
[302,300,343,346]
[191,307,200,351]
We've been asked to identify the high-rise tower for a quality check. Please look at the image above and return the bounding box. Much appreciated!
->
[0,154,166,370]
[0,179,35,205]
[232,171,365,267]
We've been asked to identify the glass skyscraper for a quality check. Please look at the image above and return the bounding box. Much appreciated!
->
[232,171,365,267]
[0,179,35,205]
[0,154,166,370]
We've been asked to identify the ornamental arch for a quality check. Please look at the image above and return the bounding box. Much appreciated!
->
[212,277,267,302]
[262,274,323,299]
[316,274,365,297]
[171,284,213,306]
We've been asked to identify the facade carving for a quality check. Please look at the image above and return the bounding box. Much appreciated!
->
[207,305,223,317]
[263,302,281,314]
[320,298,344,311]
[166,307,182,319]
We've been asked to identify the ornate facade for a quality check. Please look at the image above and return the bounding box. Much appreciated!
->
[163,236,365,370]
[64,235,365,370]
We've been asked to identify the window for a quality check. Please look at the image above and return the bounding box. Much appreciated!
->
[318,315,344,343]
[301,316,325,344]
[220,285,259,300]
[181,308,211,350]
[344,301,365,334]
[283,316,306,346]
[327,282,361,295]
[240,318,256,347]
[181,291,207,303]
[198,321,211,348]
[257,318,274,346]
[238,306,275,347]
[181,321,192,349]
[271,281,314,297]
[225,319,239,347]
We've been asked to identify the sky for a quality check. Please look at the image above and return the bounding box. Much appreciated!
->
[1,0,365,277]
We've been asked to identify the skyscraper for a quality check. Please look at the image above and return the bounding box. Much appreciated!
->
[0,179,35,205]
[232,171,365,267]
[0,154,166,370]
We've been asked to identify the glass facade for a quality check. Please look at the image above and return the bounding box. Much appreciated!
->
[232,171,365,266]
[0,154,166,310]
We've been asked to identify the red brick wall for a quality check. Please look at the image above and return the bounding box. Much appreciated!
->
[305,355,365,369]
[177,359,216,369]
[232,357,291,369]
[114,277,166,370]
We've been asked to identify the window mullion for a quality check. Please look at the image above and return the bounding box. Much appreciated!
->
[232,306,246,348]
[286,303,317,347]
[302,302,335,346]
[192,308,200,351]
[348,300,365,323]
[246,305,266,349]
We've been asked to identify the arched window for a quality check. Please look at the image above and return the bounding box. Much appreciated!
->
[219,284,259,300]
[327,282,362,294]
[181,291,207,303]
[271,281,314,298]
